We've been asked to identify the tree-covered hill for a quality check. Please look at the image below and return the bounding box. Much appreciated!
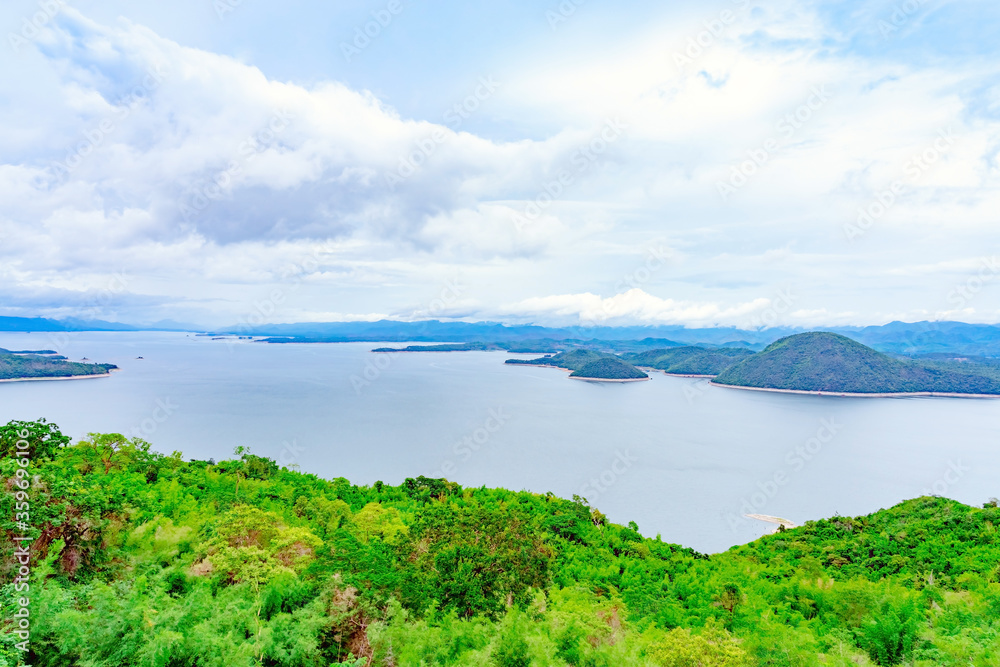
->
[713,332,1000,394]
[0,348,117,381]
[2,420,999,665]
[569,358,649,380]
[622,347,754,376]
[505,349,618,371]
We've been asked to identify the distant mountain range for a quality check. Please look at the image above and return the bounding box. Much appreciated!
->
[5,316,1000,358]
[252,320,1000,358]
[0,316,195,332]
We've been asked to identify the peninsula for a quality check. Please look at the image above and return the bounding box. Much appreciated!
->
[621,346,754,376]
[0,348,118,381]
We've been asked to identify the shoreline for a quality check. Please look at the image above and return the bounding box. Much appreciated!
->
[637,367,716,378]
[711,382,1000,399]
[0,368,118,384]
[569,376,651,383]
[505,362,562,369]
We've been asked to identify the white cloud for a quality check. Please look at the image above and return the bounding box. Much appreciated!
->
[500,288,771,327]
[1,2,999,327]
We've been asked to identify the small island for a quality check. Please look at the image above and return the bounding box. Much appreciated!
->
[505,349,615,371]
[504,350,650,381]
[0,348,118,382]
[372,343,499,352]
[570,358,650,382]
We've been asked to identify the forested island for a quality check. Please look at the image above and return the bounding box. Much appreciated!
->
[506,349,618,371]
[569,358,650,381]
[3,420,999,666]
[372,343,502,352]
[0,348,117,381]
[713,333,1000,395]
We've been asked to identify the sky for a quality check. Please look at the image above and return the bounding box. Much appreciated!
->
[1,0,999,329]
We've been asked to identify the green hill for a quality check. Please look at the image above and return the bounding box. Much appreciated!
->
[505,348,617,371]
[4,419,1000,666]
[713,332,1000,394]
[0,348,117,380]
[623,346,754,376]
[569,358,649,380]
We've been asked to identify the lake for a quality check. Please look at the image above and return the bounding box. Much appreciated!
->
[2,331,998,553]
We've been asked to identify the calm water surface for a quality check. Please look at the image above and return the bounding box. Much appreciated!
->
[2,331,998,553]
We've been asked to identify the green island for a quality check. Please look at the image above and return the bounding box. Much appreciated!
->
[713,333,1000,395]
[0,348,117,381]
[3,419,999,666]
[505,349,619,372]
[569,358,649,381]
[372,343,501,353]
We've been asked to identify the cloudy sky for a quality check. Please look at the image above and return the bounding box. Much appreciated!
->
[1,0,999,329]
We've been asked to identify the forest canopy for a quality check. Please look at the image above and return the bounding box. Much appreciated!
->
[1,420,998,666]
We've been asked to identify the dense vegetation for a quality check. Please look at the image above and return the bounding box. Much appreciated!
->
[569,358,649,380]
[714,333,1000,394]
[2,419,999,666]
[621,347,754,376]
[0,348,117,381]
[505,349,619,372]
[371,344,500,353]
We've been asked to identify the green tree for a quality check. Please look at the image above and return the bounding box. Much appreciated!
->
[0,418,69,459]
[859,600,921,665]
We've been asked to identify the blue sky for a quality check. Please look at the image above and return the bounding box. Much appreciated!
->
[1,0,999,328]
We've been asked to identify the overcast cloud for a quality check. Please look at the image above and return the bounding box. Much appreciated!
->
[1,0,998,328]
